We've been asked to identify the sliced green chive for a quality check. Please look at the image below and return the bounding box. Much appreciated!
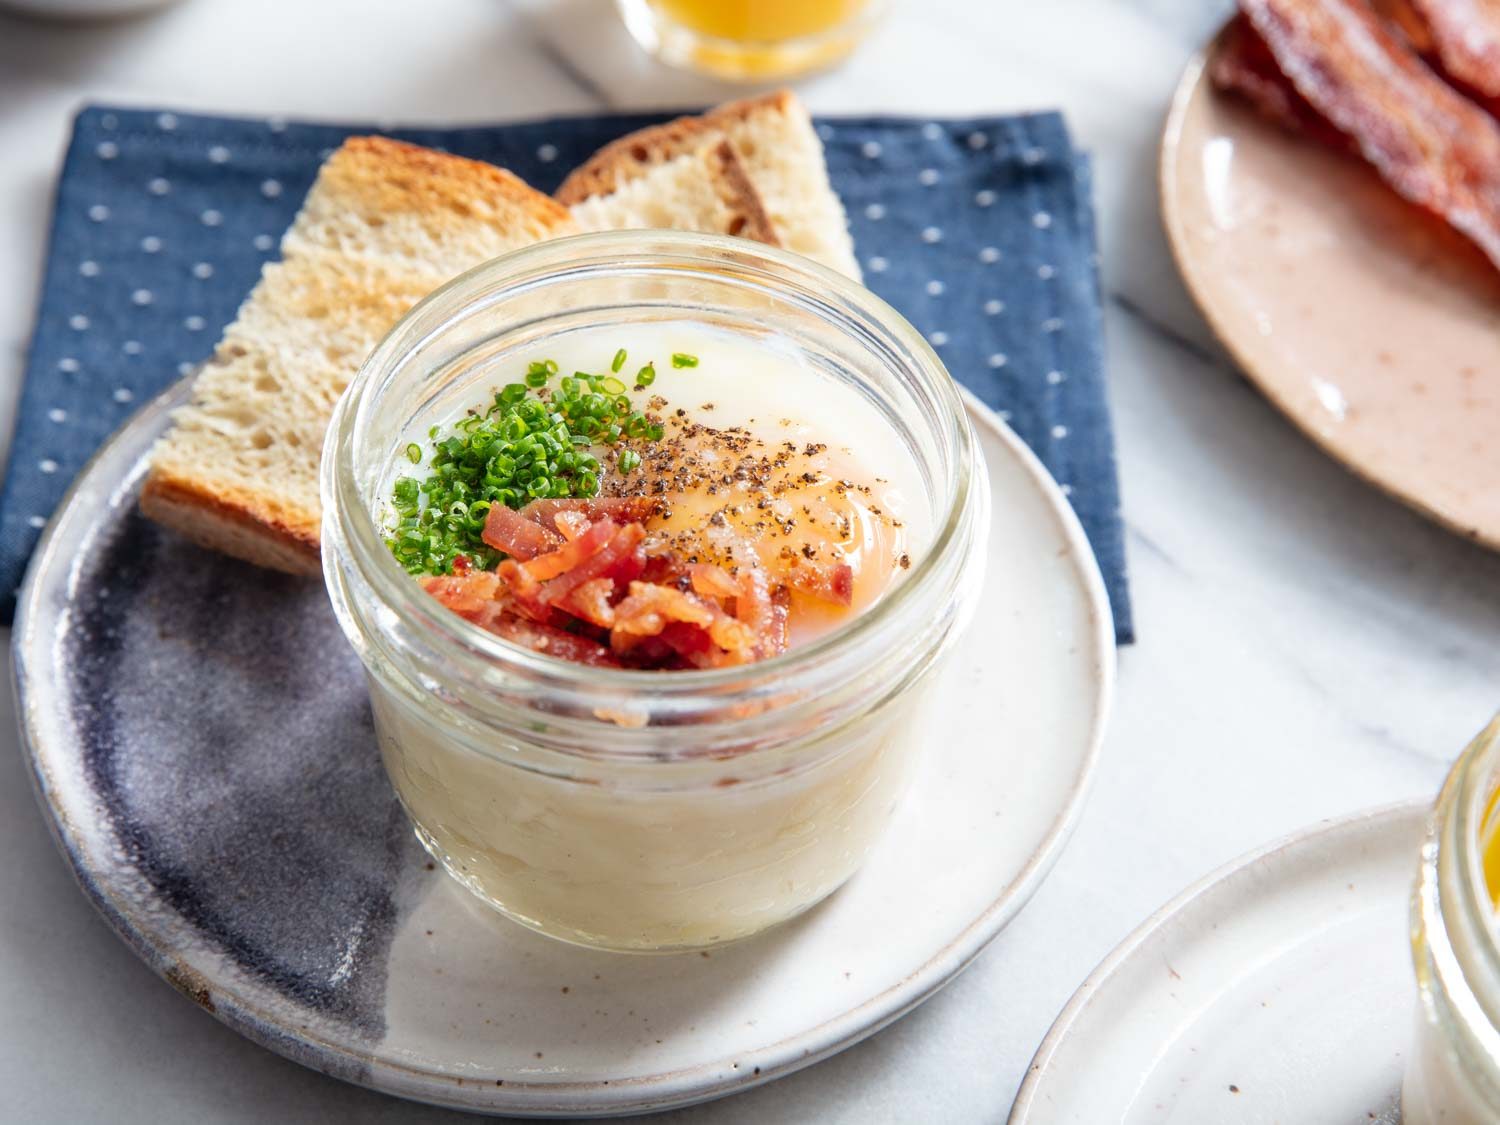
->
[671,352,698,369]
[405,443,421,464]
[618,449,641,473]
[636,363,656,387]
[611,348,627,373]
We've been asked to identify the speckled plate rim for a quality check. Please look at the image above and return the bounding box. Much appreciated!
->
[12,378,1115,1118]
[1159,29,1497,552]
[1007,799,1426,1123]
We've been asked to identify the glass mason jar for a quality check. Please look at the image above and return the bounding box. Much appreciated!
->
[616,0,889,82]
[322,232,990,953]
[1407,716,1500,1123]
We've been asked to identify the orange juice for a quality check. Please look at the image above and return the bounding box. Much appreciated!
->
[653,0,869,43]
[1483,785,1500,906]
[624,0,884,81]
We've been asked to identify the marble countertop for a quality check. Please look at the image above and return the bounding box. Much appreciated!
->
[3,0,1499,1120]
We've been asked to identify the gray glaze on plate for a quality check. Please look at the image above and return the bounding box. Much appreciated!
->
[14,379,1114,1117]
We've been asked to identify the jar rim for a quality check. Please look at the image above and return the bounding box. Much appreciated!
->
[1446,713,1500,966]
[322,230,980,703]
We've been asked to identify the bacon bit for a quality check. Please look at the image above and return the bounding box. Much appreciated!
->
[559,577,617,628]
[1410,0,1500,98]
[421,571,501,620]
[519,518,619,582]
[520,496,660,527]
[539,522,645,606]
[783,559,854,606]
[553,509,591,541]
[1239,0,1500,270]
[482,504,561,560]
[485,613,621,666]
[612,581,758,664]
[689,562,741,601]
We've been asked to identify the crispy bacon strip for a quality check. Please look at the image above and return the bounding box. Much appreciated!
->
[1241,0,1500,270]
[1411,0,1500,97]
[482,504,561,561]
[1211,15,1354,149]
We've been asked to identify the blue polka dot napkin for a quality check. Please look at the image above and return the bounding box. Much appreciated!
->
[0,105,1131,642]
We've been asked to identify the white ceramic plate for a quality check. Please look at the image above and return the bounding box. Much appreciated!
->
[1162,30,1500,549]
[14,381,1113,1117]
[1010,802,1427,1124]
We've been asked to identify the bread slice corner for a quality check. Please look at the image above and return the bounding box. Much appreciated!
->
[140,138,577,574]
[569,139,781,245]
[139,469,322,576]
[555,91,861,280]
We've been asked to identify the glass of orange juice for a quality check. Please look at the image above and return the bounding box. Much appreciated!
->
[617,0,888,82]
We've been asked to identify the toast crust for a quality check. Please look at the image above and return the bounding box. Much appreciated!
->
[140,469,322,576]
[142,137,575,571]
[316,136,576,233]
[554,92,797,205]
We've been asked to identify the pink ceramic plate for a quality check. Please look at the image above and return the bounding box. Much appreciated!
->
[1161,29,1500,549]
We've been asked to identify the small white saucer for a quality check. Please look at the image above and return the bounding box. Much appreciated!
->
[1011,802,1427,1124]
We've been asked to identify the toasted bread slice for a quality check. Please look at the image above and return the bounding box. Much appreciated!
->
[555,91,860,279]
[141,138,578,574]
[569,140,780,245]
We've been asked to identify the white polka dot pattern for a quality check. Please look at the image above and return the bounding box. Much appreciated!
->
[0,105,1131,639]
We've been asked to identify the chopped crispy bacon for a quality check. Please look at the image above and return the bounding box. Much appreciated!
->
[558,578,617,628]
[735,562,775,637]
[689,562,741,601]
[421,571,502,621]
[783,559,854,606]
[482,504,560,561]
[518,518,619,582]
[552,509,591,541]
[520,496,660,528]
[611,581,758,665]
[1211,15,1354,149]
[1239,0,1500,270]
[486,613,621,666]
[1411,0,1500,97]
[424,497,851,669]
[538,522,646,606]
